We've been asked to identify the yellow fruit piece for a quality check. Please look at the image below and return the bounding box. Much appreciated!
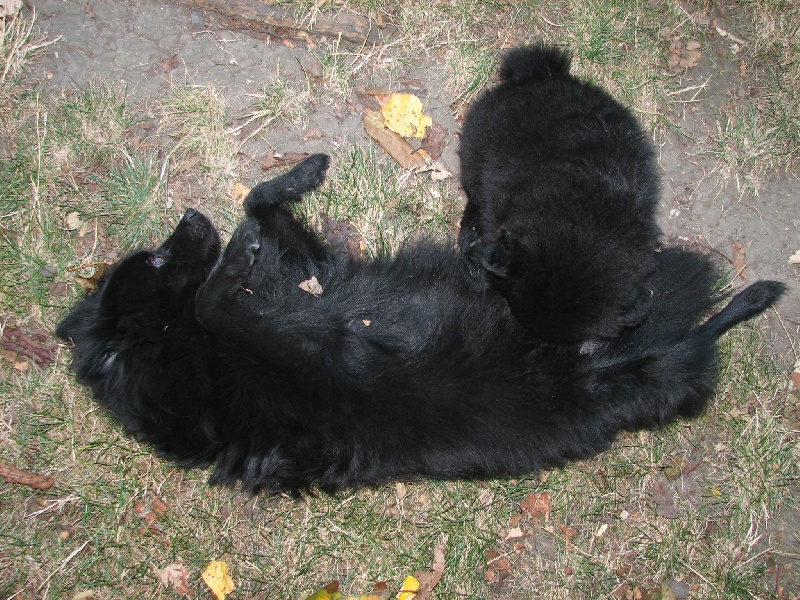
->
[381,93,432,139]
[396,575,420,600]
[201,560,235,600]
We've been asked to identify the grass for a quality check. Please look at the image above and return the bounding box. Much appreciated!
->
[0,2,798,599]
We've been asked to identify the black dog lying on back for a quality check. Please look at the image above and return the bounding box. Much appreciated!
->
[459,45,662,343]
[57,155,784,494]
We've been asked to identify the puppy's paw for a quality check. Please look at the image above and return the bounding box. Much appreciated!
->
[227,219,261,269]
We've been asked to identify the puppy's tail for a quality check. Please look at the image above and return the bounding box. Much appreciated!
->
[499,45,572,85]
[695,280,786,339]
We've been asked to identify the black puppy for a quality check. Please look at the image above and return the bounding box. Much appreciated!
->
[459,45,662,343]
[57,155,784,495]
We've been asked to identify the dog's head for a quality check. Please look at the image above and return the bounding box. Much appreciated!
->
[480,229,654,343]
[57,208,220,359]
[56,209,222,463]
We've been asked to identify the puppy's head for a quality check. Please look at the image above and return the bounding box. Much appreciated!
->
[481,229,652,343]
[57,209,221,347]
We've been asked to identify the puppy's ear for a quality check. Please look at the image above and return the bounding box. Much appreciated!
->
[481,229,518,279]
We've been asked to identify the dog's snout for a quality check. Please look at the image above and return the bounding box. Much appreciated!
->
[183,208,199,221]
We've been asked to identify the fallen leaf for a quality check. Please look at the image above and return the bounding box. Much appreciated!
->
[298,276,323,296]
[304,127,326,140]
[202,560,235,600]
[651,480,680,519]
[75,262,111,294]
[732,241,747,281]
[520,491,550,519]
[0,0,23,18]
[0,461,54,490]
[484,549,511,584]
[667,39,702,70]
[791,364,800,391]
[364,110,428,170]
[231,182,251,205]
[0,326,56,365]
[160,54,180,72]
[304,581,342,600]
[321,214,363,259]
[411,544,445,600]
[663,456,689,480]
[381,93,432,138]
[153,563,191,596]
[420,123,447,160]
[71,591,99,600]
[48,281,68,297]
[396,575,420,600]
[65,211,84,231]
[260,152,312,172]
[787,249,800,264]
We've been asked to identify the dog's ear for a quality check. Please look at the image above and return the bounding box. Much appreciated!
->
[481,229,518,279]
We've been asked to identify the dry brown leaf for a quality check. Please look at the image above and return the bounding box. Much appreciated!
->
[663,456,690,480]
[322,214,363,259]
[791,363,800,391]
[153,563,191,596]
[160,54,180,72]
[231,182,251,205]
[0,461,55,490]
[75,262,111,293]
[484,549,511,584]
[520,491,551,519]
[260,152,312,172]
[668,39,702,70]
[298,276,323,296]
[787,249,800,265]
[65,211,84,231]
[411,544,446,600]
[0,326,56,365]
[420,123,447,160]
[732,240,747,281]
[364,110,428,170]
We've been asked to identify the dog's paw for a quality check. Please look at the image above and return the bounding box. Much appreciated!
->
[228,219,261,268]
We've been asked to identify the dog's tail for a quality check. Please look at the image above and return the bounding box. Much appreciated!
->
[586,249,784,430]
[499,45,572,85]
[695,280,786,339]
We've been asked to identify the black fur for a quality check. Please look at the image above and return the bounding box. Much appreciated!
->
[459,45,662,342]
[57,155,785,495]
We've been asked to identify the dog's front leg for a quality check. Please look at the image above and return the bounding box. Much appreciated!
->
[195,218,262,333]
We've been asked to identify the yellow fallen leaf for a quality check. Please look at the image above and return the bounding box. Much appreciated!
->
[396,575,420,600]
[382,93,432,139]
[231,182,251,205]
[201,560,235,600]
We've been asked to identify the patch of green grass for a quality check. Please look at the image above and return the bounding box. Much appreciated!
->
[300,144,453,257]
[707,0,800,192]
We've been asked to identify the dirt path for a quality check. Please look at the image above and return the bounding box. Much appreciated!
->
[31,0,799,367]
